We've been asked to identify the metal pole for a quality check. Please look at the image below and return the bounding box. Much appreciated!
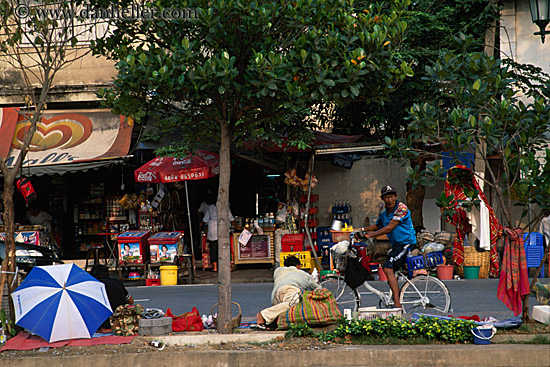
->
[184,181,196,269]
[304,154,322,270]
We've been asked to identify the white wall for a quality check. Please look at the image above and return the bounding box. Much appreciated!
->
[311,157,443,229]
[501,0,550,73]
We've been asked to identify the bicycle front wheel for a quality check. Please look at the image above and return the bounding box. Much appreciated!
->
[320,276,360,312]
[399,275,450,314]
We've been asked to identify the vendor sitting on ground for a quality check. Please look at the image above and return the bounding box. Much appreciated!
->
[255,255,321,329]
[90,264,134,333]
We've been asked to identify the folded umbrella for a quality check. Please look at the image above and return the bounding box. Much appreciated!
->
[11,263,113,342]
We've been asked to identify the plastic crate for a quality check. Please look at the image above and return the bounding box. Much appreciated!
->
[300,219,319,228]
[146,278,161,286]
[280,251,312,269]
[317,227,332,246]
[358,307,403,320]
[281,233,305,252]
[406,251,444,277]
[299,194,318,203]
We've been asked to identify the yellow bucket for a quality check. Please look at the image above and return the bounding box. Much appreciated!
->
[159,265,178,285]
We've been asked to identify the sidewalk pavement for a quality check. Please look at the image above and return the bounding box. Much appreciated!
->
[4,330,549,367]
[118,265,276,287]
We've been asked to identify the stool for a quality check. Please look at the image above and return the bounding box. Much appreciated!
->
[85,247,106,272]
[524,232,545,278]
[176,254,194,284]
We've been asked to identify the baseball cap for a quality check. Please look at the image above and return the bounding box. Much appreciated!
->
[380,185,397,197]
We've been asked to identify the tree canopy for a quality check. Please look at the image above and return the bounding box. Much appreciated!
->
[91,0,413,332]
[385,35,550,229]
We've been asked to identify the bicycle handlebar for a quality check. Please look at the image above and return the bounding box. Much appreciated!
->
[347,229,375,246]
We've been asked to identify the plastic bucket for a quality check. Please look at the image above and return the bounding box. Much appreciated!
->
[378,267,388,281]
[471,325,496,345]
[160,265,178,285]
[320,270,336,281]
[436,265,454,280]
[463,265,480,279]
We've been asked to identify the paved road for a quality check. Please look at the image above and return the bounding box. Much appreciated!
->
[127,278,528,321]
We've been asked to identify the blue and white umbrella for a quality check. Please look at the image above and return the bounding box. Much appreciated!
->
[11,263,113,342]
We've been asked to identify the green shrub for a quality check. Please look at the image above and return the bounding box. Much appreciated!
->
[286,315,477,344]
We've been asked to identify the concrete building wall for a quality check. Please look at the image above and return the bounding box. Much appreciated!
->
[501,0,550,73]
[312,157,443,230]
[0,47,116,105]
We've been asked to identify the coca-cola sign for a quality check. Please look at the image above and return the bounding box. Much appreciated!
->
[172,158,191,167]
[137,171,158,182]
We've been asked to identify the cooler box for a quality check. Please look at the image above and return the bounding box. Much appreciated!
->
[148,231,184,263]
[281,233,306,252]
[117,230,151,264]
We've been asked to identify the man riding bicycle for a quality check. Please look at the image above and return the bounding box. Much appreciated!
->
[360,185,417,309]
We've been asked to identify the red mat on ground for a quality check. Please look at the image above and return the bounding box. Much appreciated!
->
[0,331,135,351]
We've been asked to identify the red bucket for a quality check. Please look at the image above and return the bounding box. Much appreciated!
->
[378,267,388,281]
[436,265,454,280]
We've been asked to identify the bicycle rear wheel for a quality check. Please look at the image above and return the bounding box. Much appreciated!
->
[320,276,360,312]
[399,275,450,314]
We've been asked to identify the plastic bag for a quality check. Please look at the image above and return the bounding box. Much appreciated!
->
[422,242,445,253]
[275,206,287,224]
[332,240,350,255]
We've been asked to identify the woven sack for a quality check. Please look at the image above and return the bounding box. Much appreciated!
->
[456,246,490,279]
[434,231,453,247]
[277,288,342,330]
[110,304,144,336]
[416,230,435,250]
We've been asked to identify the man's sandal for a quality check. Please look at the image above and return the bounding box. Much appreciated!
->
[250,323,267,330]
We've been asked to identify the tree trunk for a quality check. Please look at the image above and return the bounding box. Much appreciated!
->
[216,121,233,334]
[0,178,17,323]
[405,158,427,229]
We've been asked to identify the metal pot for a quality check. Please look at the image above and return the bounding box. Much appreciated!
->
[331,220,342,231]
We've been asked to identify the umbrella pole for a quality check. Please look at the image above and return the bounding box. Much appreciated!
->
[184,181,196,273]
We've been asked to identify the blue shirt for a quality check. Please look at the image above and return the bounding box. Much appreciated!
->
[376,201,417,247]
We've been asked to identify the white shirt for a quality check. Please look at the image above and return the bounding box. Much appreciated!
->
[202,204,234,241]
[26,210,53,232]
[198,201,209,215]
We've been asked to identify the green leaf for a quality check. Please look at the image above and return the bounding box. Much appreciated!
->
[472,79,481,91]
[218,85,225,94]
[266,81,277,90]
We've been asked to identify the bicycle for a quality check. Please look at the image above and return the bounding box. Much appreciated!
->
[320,230,452,314]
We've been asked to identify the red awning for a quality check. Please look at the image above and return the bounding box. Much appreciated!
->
[0,108,133,174]
[134,150,220,183]
[242,130,362,153]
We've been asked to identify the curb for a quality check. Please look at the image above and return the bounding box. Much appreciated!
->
[2,343,549,367]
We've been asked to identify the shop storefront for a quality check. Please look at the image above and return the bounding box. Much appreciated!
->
[2,107,379,282]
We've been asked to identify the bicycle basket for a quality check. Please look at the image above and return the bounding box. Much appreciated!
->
[331,249,348,272]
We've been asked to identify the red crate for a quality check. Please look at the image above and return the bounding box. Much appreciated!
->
[299,194,318,203]
[281,233,305,252]
[300,219,319,228]
[146,278,161,286]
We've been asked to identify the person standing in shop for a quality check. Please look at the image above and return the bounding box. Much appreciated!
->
[202,200,236,272]
[24,205,53,232]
